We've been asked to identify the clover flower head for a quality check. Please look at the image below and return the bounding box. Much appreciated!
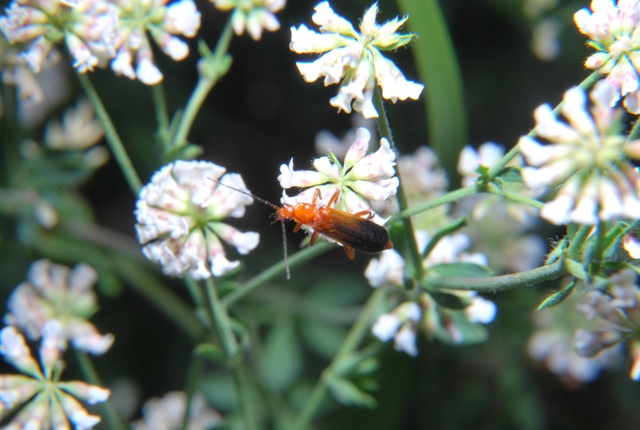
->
[213,0,285,41]
[0,0,119,74]
[572,269,640,380]
[290,1,423,118]
[0,325,110,429]
[519,80,640,225]
[4,259,114,355]
[364,248,404,289]
[132,391,222,430]
[135,160,260,279]
[110,0,201,85]
[43,98,109,169]
[372,301,421,357]
[278,126,398,229]
[574,0,640,113]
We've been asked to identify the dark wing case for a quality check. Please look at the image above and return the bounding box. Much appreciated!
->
[317,208,392,254]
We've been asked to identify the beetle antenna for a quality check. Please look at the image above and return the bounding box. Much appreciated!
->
[207,177,280,211]
[281,219,290,279]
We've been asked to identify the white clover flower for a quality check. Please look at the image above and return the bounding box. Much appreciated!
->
[278,126,398,226]
[364,249,404,289]
[0,325,110,429]
[574,0,640,113]
[212,0,285,41]
[519,81,640,225]
[4,259,114,355]
[132,391,222,430]
[45,99,104,150]
[315,116,377,159]
[531,18,561,61]
[571,269,640,381]
[372,301,421,357]
[0,0,118,74]
[110,0,201,85]
[135,160,259,279]
[290,1,423,118]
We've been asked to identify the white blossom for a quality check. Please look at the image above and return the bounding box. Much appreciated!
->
[212,0,285,41]
[133,391,222,430]
[4,259,114,355]
[519,81,640,225]
[135,160,259,279]
[278,126,398,227]
[290,1,423,118]
[0,326,110,429]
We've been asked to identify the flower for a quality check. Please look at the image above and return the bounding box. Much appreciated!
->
[0,324,110,429]
[132,391,222,430]
[278,126,398,227]
[4,259,114,355]
[135,160,260,279]
[519,80,640,225]
[366,230,496,354]
[0,0,118,74]
[372,301,421,357]
[290,1,423,118]
[573,269,640,380]
[574,0,640,113]
[110,0,201,84]
[212,0,285,41]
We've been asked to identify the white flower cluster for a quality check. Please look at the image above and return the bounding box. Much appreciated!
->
[212,0,285,40]
[0,0,201,84]
[575,0,640,113]
[133,391,222,430]
[290,1,423,118]
[135,160,260,279]
[278,127,398,228]
[5,259,114,355]
[520,81,640,225]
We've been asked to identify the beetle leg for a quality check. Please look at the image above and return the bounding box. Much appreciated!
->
[344,246,355,260]
[327,189,340,208]
[310,230,319,245]
[293,222,303,233]
[312,188,322,205]
[353,210,374,219]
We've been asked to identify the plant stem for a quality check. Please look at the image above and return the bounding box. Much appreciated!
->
[485,182,544,209]
[151,83,171,153]
[172,18,235,150]
[423,259,566,292]
[73,349,124,430]
[293,288,386,430]
[222,242,334,308]
[75,72,142,194]
[373,87,424,278]
[386,185,477,224]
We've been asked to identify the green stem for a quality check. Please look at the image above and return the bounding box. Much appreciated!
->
[181,353,204,430]
[567,224,592,261]
[422,217,467,260]
[73,349,124,430]
[112,254,202,340]
[293,288,386,430]
[75,72,142,194]
[423,259,566,292]
[204,277,238,357]
[485,183,544,209]
[387,185,478,224]
[222,242,334,308]
[151,83,171,153]
[628,115,640,141]
[172,18,235,149]
[373,87,423,278]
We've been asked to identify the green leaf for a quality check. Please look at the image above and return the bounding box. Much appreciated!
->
[428,262,496,278]
[259,317,302,392]
[434,312,489,345]
[299,320,346,360]
[194,343,226,364]
[428,291,471,310]
[326,376,377,408]
[565,259,587,281]
[397,0,467,181]
[536,279,577,311]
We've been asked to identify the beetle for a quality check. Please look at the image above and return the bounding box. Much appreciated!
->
[208,177,393,277]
